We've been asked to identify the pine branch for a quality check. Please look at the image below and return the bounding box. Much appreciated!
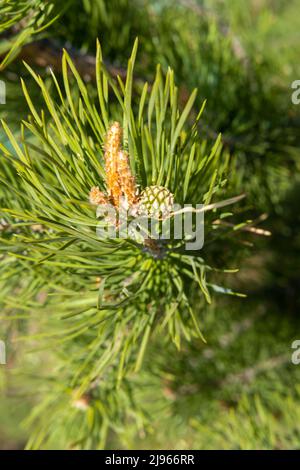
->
[0,38,248,448]
[0,38,128,81]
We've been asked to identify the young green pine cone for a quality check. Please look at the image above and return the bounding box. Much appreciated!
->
[138,185,174,218]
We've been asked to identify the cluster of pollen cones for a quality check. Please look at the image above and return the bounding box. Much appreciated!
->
[89,122,138,210]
